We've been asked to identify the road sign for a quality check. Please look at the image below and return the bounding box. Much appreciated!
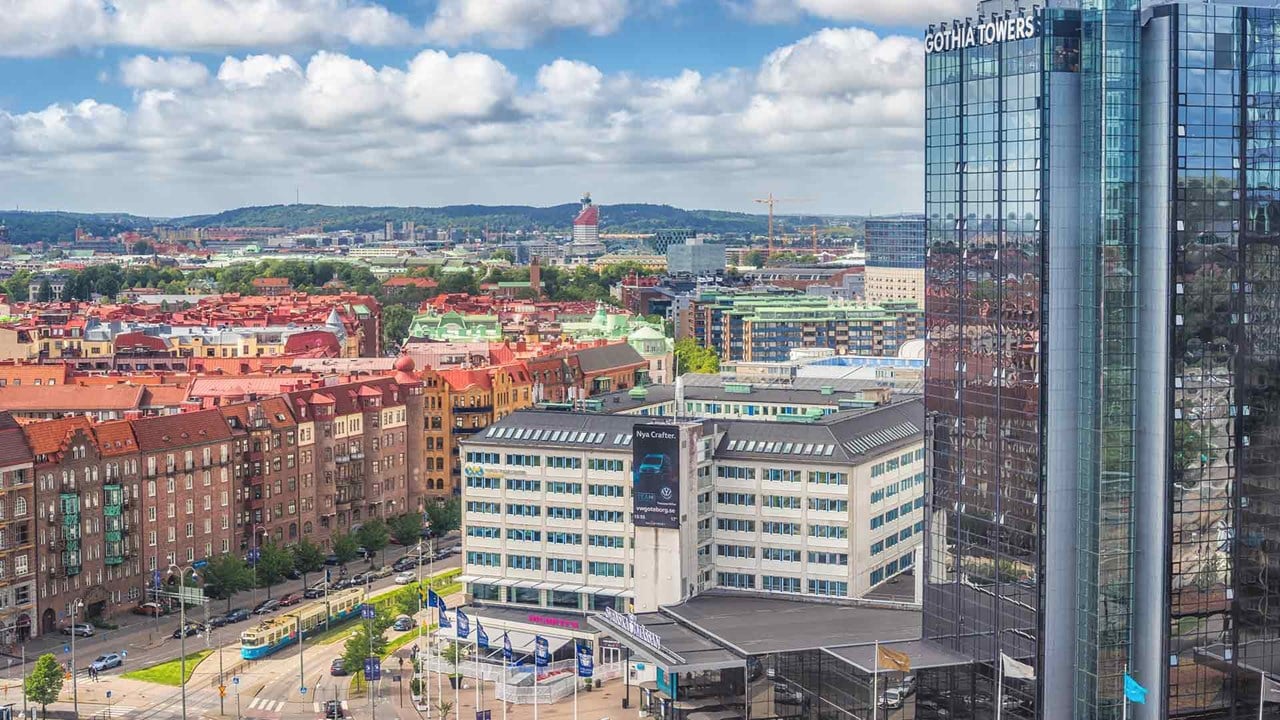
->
[106,691,112,699]
[232,676,240,685]
[153,570,162,586]
[193,559,208,570]
[300,686,307,695]
[218,686,226,698]
[247,548,260,564]
[476,710,491,720]
[62,646,69,654]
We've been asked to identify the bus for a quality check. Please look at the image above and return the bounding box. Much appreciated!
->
[240,588,363,660]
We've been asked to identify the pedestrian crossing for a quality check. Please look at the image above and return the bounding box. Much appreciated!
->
[246,696,286,713]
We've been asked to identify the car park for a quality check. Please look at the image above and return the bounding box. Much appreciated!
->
[61,623,94,637]
[279,593,304,607]
[394,572,416,585]
[172,622,204,639]
[330,658,349,676]
[224,608,251,623]
[392,616,414,631]
[90,653,123,672]
[253,599,280,615]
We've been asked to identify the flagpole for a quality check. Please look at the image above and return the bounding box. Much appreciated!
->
[475,635,480,716]
[872,641,879,720]
[995,654,1003,720]
[502,636,509,720]
[534,650,540,720]
[574,648,579,720]
[1261,670,1266,720]
[1122,665,1129,720]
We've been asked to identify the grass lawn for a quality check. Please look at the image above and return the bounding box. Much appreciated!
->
[384,623,437,658]
[121,650,213,686]
[312,616,363,645]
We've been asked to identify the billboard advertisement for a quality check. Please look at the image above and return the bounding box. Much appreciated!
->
[632,423,681,528]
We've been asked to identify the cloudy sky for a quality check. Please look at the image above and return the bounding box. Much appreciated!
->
[0,0,966,217]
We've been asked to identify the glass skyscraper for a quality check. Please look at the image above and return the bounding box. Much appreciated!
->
[924,1,1280,718]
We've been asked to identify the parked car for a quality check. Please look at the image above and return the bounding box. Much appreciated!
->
[371,566,394,579]
[330,658,349,676]
[322,699,351,719]
[279,593,303,607]
[61,623,94,637]
[330,578,353,591]
[253,599,280,615]
[774,682,805,706]
[172,622,204,639]
[132,602,165,617]
[286,568,302,580]
[350,572,371,586]
[392,558,415,572]
[303,582,330,599]
[324,554,341,566]
[207,615,231,628]
[879,687,907,710]
[392,615,414,631]
[224,608,251,623]
[394,572,416,585]
[90,653,123,672]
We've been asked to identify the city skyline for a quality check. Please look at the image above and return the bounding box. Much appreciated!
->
[0,0,969,217]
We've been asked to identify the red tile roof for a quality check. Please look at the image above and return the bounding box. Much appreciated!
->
[0,384,145,412]
[22,416,91,459]
[93,420,139,457]
[131,409,232,452]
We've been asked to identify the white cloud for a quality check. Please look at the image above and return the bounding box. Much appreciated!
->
[0,25,924,215]
[120,55,211,89]
[727,0,969,26]
[426,0,629,49]
[0,0,415,57]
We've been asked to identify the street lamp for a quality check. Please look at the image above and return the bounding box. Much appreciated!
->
[249,524,266,607]
[169,563,200,720]
[69,598,83,718]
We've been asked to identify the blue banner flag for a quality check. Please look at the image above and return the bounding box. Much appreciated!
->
[428,589,442,608]
[576,641,593,678]
[477,621,489,650]
[534,636,549,668]
[502,632,512,662]
[456,609,470,639]
[1124,674,1147,704]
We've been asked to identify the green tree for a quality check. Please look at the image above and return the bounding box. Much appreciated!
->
[674,339,720,374]
[388,513,423,547]
[291,537,326,589]
[356,519,390,565]
[25,653,64,714]
[131,240,155,255]
[341,611,393,674]
[424,498,461,535]
[395,584,423,619]
[256,541,294,598]
[742,249,767,267]
[3,270,32,301]
[36,279,53,303]
[436,700,454,720]
[490,249,515,263]
[332,532,360,567]
[441,641,469,679]
[201,553,255,611]
[382,305,414,352]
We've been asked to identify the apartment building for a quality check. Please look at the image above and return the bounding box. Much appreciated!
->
[27,418,144,636]
[0,414,35,643]
[220,398,305,549]
[455,400,924,643]
[131,410,237,577]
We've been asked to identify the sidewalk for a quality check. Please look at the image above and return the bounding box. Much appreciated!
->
[394,670,633,720]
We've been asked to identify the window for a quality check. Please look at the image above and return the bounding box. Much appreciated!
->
[764,468,802,482]
[807,471,848,486]
[465,501,500,515]
[762,495,801,510]
[506,529,542,542]
[588,561,625,577]
[548,481,583,494]
[505,454,541,467]
[716,518,755,533]
[808,551,849,565]
[762,521,800,536]
[808,579,848,597]
[466,551,500,567]
[762,575,800,593]
[716,544,755,559]
[587,458,624,472]
[715,466,756,480]
[588,534,624,549]
[466,476,501,490]
[716,492,755,506]
[546,506,582,520]
[588,509,623,523]
[547,532,581,545]
[809,524,848,539]
[871,540,884,555]
[505,504,541,518]
[467,526,501,539]
[547,558,582,574]
[505,478,542,492]
[546,456,582,469]
[809,498,848,512]
[587,484,623,498]
[717,572,755,589]
[762,547,800,562]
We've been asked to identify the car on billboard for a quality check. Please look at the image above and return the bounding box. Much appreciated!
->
[635,453,670,480]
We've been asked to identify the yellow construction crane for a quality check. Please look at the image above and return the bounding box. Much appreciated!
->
[754,194,813,257]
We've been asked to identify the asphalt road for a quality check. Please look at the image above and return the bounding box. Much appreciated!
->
[17,536,461,686]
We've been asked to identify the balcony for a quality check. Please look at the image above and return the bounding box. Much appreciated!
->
[351,451,365,460]
[248,451,264,463]
[246,497,265,511]
[335,454,352,464]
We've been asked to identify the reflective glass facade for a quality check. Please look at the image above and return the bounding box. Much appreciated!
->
[924,2,1280,719]
[923,14,1050,720]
